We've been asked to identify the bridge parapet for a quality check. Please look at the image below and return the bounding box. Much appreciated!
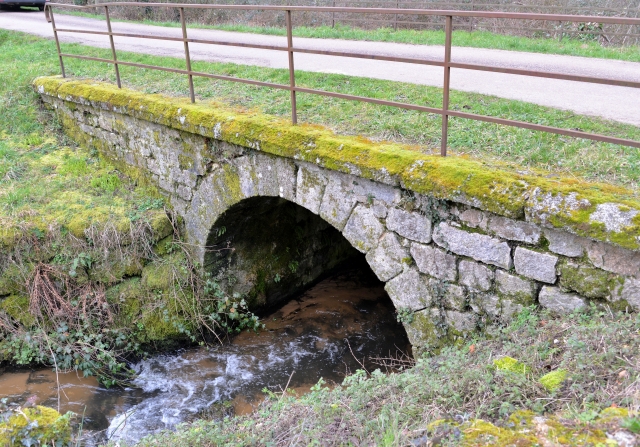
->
[35,77,640,353]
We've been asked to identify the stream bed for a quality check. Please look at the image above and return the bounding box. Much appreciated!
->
[0,266,411,445]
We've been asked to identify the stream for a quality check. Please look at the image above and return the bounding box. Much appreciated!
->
[0,266,411,445]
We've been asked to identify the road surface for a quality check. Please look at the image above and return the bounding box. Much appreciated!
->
[2,9,639,126]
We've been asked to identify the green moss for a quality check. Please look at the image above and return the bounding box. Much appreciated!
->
[0,295,35,327]
[558,261,618,299]
[153,235,176,256]
[33,77,640,249]
[539,369,568,392]
[0,406,72,446]
[141,252,183,291]
[404,310,446,354]
[460,419,537,446]
[0,263,23,296]
[493,356,531,375]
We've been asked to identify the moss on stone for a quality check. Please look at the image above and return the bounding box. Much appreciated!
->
[539,369,568,392]
[493,356,531,375]
[558,261,618,299]
[0,263,23,297]
[33,77,640,250]
[0,295,35,327]
[142,252,184,291]
[0,406,72,446]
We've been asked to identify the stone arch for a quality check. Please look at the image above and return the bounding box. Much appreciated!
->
[181,150,429,317]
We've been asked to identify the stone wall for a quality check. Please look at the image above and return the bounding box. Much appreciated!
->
[36,78,640,354]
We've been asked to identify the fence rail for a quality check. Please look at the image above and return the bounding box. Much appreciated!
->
[46,2,640,155]
[57,0,640,46]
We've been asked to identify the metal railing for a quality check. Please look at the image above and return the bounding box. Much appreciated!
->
[46,2,640,155]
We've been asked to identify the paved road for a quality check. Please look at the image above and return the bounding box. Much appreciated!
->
[3,9,640,126]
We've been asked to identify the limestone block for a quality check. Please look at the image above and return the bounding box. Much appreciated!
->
[469,292,501,319]
[384,268,433,311]
[488,216,541,244]
[319,172,399,231]
[274,156,297,202]
[544,228,585,257]
[429,281,466,311]
[410,243,457,282]
[558,261,617,299]
[234,155,278,198]
[433,223,512,269]
[365,232,409,282]
[342,205,384,253]
[403,307,444,352]
[611,277,640,311]
[586,241,640,279]
[459,260,494,292]
[386,208,432,244]
[175,184,193,201]
[501,299,524,321]
[514,247,558,284]
[295,163,327,214]
[444,310,477,333]
[457,208,488,230]
[539,286,587,314]
[371,200,389,219]
[589,203,639,233]
[495,270,536,303]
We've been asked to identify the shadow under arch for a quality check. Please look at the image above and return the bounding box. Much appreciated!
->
[204,195,363,312]
[203,194,413,365]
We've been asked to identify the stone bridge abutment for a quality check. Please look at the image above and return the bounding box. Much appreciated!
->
[35,77,640,353]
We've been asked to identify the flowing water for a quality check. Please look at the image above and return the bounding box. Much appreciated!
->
[0,266,410,445]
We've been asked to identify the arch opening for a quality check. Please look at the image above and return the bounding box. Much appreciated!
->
[204,196,362,311]
[203,196,413,367]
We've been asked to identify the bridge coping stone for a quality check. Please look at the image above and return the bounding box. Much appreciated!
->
[34,78,640,354]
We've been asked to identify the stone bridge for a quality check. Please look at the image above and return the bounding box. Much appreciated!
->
[35,77,640,353]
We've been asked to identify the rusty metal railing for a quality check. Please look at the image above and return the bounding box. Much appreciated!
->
[45,3,640,155]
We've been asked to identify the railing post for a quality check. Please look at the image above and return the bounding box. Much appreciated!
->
[180,7,195,103]
[104,6,121,88]
[286,10,298,125]
[48,6,66,78]
[332,0,335,28]
[441,15,452,157]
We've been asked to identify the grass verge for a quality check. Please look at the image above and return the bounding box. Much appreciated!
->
[59,9,640,62]
[0,29,260,385]
[132,306,640,446]
[10,28,640,193]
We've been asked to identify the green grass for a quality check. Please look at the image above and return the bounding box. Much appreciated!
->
[0,30,159,239]
[132,306,640,446]
[14,27,640,193]
[3,27,640,195]
[59,9,640,62]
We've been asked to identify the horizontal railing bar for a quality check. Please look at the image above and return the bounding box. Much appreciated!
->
[293,86,444,114]
[47,3,640,25]
[57,52,640,148]
[56,28,446,67]
[290,47,445,66]
[339,2,638,13]
[449,62,640,89]
[55,28,292,51]
[56,29,640,89]
[447,109,640,148]
[59,52,294,89]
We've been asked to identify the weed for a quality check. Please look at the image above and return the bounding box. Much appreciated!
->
[622,417,640,434]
